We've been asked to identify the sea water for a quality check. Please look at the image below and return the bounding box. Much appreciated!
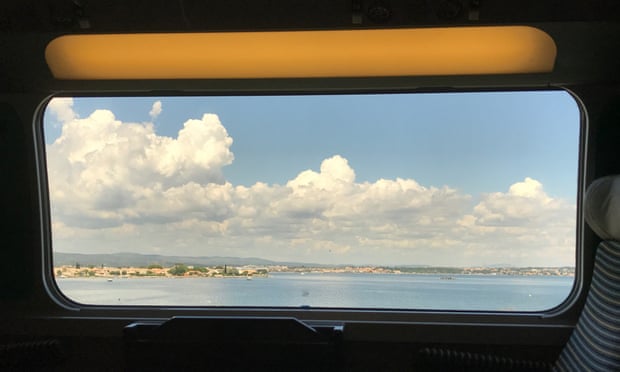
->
[56,272,573,311]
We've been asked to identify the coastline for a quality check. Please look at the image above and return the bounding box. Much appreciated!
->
[53,264,574,279]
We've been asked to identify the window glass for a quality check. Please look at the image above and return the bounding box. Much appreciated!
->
[44,91,579,310]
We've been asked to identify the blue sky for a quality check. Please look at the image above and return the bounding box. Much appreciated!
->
[43,91,580,266]
[46,91,579,199]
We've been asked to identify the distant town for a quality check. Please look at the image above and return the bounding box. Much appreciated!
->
[54,262,574,279]
[55,263,268,278]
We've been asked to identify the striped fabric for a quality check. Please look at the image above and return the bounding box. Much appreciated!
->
[417,347,552,371]
[554,240,620,371]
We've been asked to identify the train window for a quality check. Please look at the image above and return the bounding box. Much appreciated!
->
[42,91,580,311]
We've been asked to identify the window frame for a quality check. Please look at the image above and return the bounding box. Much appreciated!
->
[35,86,587,337]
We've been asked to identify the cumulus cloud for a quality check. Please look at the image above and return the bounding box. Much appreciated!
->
[465,177,571,226]
[46,101,576,267]
[455,177,575,265]
[149,100,162,120]
[47,105,234,228]
[47,97,77,124]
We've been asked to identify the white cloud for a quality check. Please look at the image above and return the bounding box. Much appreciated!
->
[47,108,234,228]
[287,155,355,195]
[46,103,576,267]
[47,97,77,124]
[469,177,570,225]
[455,177,575,265]
[149,100,162,120]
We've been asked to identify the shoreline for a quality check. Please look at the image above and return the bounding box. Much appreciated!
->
[53,264,574,279]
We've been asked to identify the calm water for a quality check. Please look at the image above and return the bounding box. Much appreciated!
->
[56,273,574,311]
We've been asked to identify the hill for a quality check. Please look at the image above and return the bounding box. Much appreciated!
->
[53,252,319,268]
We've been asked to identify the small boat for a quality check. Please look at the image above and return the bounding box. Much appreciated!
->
[107,278,113,282]
[246,276,252,280]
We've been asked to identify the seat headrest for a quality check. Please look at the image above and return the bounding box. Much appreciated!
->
[585,175,620,241]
